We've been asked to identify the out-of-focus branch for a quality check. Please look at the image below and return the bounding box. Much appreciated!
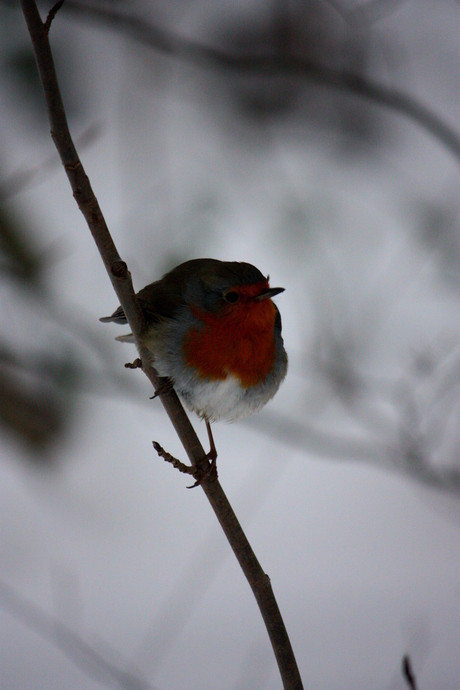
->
[0,579,153,690]
[248,410,460,495]
[402,655,418,690]
[63,1,460,162]
[0,123,102,200]
[20,2,303,687]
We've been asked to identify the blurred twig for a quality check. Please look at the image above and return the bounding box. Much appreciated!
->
[324,0,408,26]
[20,1,304,687]
[62,0,460,162]
[0,122,102,200]
[247,409,460,495]
[402,655,418,690]
[0,580,153,690]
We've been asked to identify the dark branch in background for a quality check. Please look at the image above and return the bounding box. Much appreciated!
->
[324,0,408,26]
[0,580,153,690]
[20,1,303,688]
[402,655,418,690]
[248,410,460,495]
[0,122,102,200]
[62,0,460,162]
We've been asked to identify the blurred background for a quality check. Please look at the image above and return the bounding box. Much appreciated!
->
[0,0,459,688]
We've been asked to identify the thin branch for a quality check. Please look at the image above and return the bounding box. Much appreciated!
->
[402,655,418,690]
[19,2,303,687]
[0,580,153,690]
[248,411,460,495]
[0,122,102,200]
[62,1,460,163]
[44,0,65,34]
[152,440,196,475]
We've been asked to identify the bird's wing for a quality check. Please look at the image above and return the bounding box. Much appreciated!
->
[100,271,189,325]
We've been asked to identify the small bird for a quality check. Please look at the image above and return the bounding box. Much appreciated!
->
[100,258,287,470]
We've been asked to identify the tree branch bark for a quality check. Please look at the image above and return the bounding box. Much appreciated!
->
[19,1,303,687]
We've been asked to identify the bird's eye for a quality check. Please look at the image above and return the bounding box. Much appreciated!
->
[224,291,239,303]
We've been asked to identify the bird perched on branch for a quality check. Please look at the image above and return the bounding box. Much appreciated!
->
[100,258,287,476]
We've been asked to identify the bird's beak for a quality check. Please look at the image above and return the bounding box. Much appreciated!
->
[256,286,285,301]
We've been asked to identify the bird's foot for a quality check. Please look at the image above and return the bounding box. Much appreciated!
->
[150,376,174,399]
[187,452,218,488]
[188,419,218,487]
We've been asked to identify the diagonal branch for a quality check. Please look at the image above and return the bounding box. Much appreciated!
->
[402,655,418,690]
[19,1,303,688]
[62,0,460,163]
[0,580,153,690]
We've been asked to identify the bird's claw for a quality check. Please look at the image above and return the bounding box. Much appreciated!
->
[150,376,174,399]
[187,454,218,488]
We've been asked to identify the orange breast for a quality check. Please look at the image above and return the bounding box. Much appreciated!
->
[183,293,277,389]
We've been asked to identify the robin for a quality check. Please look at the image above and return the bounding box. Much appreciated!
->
[100,258,287,475]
